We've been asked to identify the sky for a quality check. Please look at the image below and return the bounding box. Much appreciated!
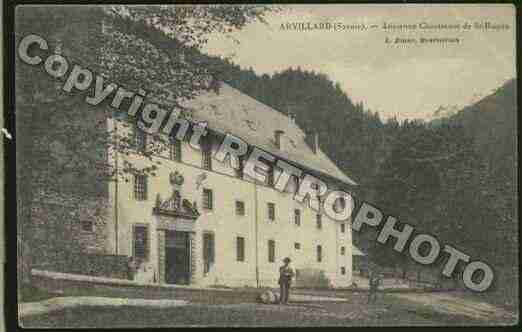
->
[203,4,516,121]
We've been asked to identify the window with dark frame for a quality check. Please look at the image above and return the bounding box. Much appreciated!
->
[267,203,275,221]
[294,242,301,250]
[266,167,274,186]
[235,158,244,179]
[341,246,346,255]
[133,225,149,261]
[169,138,182,162]
[134,174,148,201]
[80,220,94,232]
[294,209,301,226]
[202,188,213,210]
[134,126,147,152]
[203,232,215,274]
[316,214,322,229]
[317,245,322,262]
[268,239,275,263]
[341,266,346,275]
[341,223,345,233]
[236,237,245,262]
[202,141,212,170]
[236,200,245,216]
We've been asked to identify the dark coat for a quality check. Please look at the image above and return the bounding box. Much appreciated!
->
[278,265,295,285]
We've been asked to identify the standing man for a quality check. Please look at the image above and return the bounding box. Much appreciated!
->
[278,257,295,305]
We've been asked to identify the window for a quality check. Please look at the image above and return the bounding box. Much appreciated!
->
[294,242,301,250]
[235,200,245,216]
[341,266,346,275]
[316,214,322,229]
[134,174,148,201]
[80,220,94,232]
[294,209,301,226]
[317,245,322,262]
[169,138,182,162]
[235,158,244,179]
[236,237,245,262]
[203,232,215,274]
[267,203,275,221]
[266,167,274,186]
[268,240,275,263]
[133,225,149,261]
[202,189,213,210]
[202,143,212,170]
[134,127,146,152]
[341,246,346,255]
[341,223,345,233]
[202,149,212,170]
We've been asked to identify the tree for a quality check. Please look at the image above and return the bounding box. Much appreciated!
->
[15,4,275,279]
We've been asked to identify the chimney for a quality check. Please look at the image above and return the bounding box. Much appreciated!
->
[314,132,319,154]
[274,130,284,149]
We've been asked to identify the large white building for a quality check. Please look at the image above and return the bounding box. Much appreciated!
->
[103,82,358,288]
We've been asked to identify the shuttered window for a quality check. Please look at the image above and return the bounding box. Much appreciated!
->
[202,188,213,210]
[202,141,212,170]
[235,158,244,179]
[267,203,275,221]
[170,138,182,162]
[134,174,148,201]
[341,223,346,233]
[236,237,245,262]
[203,232,215,273]
[341,246,346,255]
[317,245,322,262]
[266,167,274,186]
[133,225,149,261]
[294,209,301,226]
[268,240,275,263]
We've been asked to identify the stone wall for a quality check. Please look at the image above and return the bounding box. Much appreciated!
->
[51,253,129,279]
[27,190,123,278]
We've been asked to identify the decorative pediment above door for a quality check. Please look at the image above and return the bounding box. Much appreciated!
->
[153,191,200,220]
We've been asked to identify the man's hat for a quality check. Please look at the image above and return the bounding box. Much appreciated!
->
[283,257,291,263]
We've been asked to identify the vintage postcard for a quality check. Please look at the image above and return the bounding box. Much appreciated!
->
[8,3,518,328]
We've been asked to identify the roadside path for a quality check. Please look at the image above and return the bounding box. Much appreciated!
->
[19,296,189,318]
[392,292,517,323]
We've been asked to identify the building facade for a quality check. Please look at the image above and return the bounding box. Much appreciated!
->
[103,83,358,288]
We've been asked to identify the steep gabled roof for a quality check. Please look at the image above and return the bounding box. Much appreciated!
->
[182,83,357,186]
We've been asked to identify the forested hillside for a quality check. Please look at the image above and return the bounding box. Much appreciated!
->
[200,55,517,290]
